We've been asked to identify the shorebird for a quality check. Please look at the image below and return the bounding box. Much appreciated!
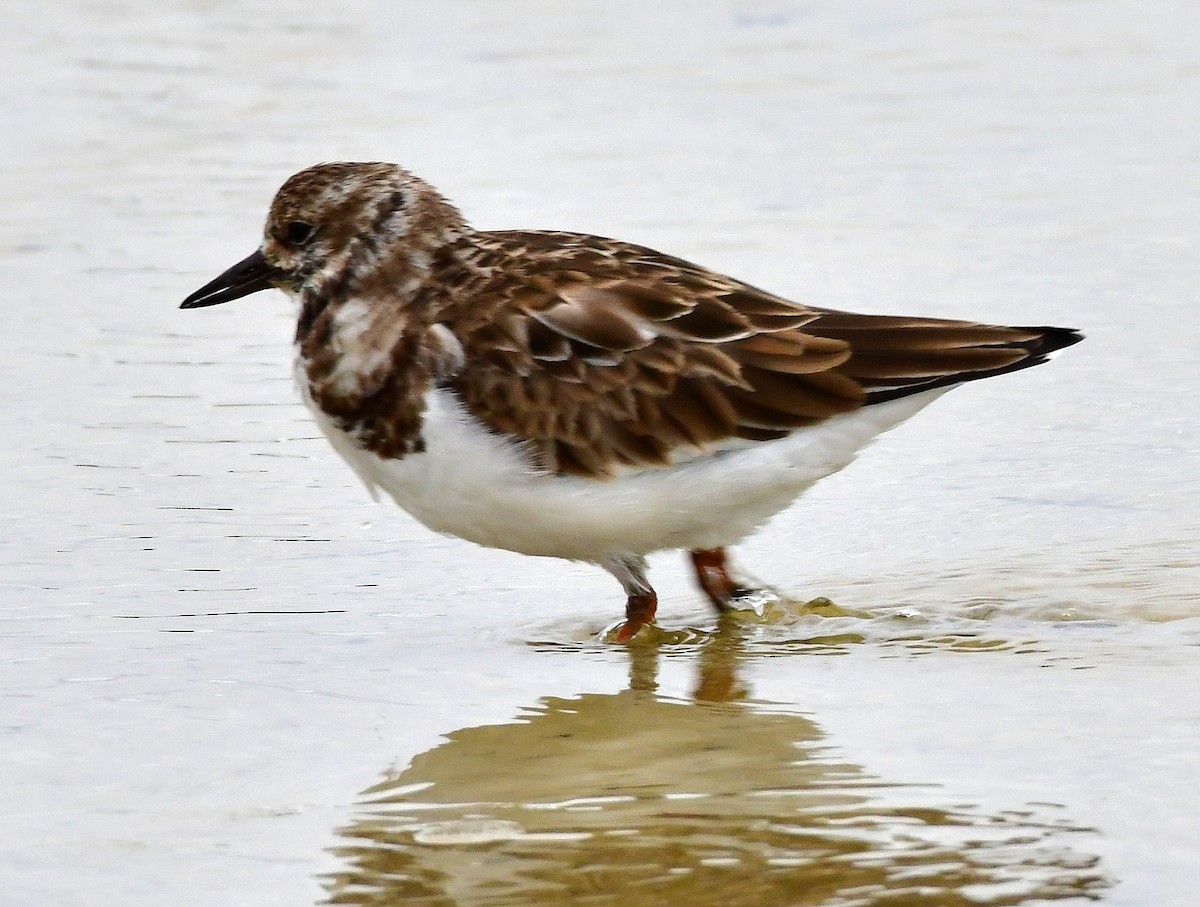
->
[182,162,1081,640]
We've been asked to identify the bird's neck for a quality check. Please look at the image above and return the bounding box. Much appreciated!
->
[293,232,484,460]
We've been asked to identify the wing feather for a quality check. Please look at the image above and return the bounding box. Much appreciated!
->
[437,231,1081,477]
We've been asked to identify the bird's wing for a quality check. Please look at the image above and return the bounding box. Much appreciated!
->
[443,230,1078,478]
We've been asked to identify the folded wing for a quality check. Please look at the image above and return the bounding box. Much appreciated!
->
[445,231,1082,477]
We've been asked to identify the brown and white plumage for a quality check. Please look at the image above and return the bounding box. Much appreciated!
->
[182,162,1082,640]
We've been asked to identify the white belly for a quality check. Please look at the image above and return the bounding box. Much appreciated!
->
[301,383,945,563]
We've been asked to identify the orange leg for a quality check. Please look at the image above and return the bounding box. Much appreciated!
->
[603,555,658,642]
[689,547,753,612]
[615,590,658,642]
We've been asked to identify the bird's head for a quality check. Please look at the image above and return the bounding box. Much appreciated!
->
[181,162,467,310]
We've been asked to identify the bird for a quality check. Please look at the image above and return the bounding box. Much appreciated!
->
[181,161,1082,641]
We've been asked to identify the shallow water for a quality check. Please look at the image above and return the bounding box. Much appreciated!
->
[3,2,1199,905]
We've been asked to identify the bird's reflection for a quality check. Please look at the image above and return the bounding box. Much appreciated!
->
[322,617,1107,905]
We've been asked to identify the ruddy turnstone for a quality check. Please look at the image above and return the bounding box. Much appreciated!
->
[182,162,1082,641]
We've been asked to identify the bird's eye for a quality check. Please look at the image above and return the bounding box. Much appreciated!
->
[285,221,315,246]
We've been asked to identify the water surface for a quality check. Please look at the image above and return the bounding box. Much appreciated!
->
[3,2,1199,905]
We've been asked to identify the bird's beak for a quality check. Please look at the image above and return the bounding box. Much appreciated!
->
[180,249,281,309]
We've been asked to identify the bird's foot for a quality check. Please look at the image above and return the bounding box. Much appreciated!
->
[689,547,766,613]
[614,590,658,643]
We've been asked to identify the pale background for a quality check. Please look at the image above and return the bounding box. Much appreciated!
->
[2,2,1198,905]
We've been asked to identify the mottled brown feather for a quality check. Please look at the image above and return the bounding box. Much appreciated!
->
[243,166,1078,483]
[843,347,1027,380]
[437,231,1080,478]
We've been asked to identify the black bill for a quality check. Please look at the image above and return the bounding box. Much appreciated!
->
[180,249,281,309]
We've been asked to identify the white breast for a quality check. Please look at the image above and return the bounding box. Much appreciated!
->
[299,377,945,564]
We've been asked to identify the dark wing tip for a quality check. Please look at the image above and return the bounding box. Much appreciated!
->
[1016,325,1085,357]
[861,323,1084,405]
